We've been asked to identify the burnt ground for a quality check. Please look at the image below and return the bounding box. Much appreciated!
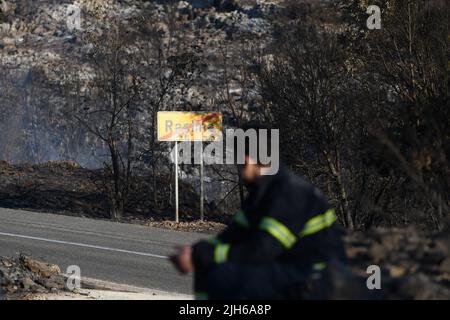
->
[344,227,450,299]
[0,160,449,299]
[0,160,228,233]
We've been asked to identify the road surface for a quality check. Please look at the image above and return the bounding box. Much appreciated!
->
[0,208,207,294]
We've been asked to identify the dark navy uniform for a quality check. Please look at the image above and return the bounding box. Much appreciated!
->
[192,166,347,299]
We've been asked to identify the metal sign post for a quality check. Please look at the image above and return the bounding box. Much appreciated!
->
[157,112,222,223]
[174,141,179,223]
[200,141,204,221]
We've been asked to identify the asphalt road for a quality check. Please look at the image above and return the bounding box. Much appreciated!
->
[0,208,207,294]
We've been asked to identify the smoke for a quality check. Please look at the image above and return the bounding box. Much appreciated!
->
[0,67,105,168]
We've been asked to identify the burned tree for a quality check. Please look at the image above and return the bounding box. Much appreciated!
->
[333,0,449,229]
[75,18,142,220]
[254,0,449,230]
[256,24,362,229]
[134,3,203,210]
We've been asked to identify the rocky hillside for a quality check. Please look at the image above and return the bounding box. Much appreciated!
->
[0,0,280,77]
[0,0,284,168]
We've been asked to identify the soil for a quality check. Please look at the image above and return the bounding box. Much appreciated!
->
[0,160,229,233]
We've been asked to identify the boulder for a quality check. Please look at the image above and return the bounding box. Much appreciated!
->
[439,257,450,274]
[21,277,40,291]
[33,26,47,35]
[188,0,213,9]
[0,254,68,299]
[2,36,15,46]
[0,22,10,33]
[213,0,240,12]
[22,256,60,278]
[388,265,407,278]
[397,273,450,300]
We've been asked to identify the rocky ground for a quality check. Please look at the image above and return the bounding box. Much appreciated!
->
[0,254,68,300]
[345,227,450,299]
[0,254,190,300]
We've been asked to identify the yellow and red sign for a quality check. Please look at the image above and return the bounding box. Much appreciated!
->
[157,112,222,142]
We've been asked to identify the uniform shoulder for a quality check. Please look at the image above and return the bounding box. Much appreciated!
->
[285,170,313,192]
[284,169,329,204]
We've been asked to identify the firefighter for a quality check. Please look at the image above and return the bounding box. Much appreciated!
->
[170,126,347,299]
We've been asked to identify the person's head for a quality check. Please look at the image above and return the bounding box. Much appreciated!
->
[234,122,279,185]
[240,154,263,184]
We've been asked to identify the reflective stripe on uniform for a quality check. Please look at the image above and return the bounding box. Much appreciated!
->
[214,243,230,264]
[208,237,221,246]
[259,217,297,249]
[300,209,337,238]
[312,262,327,271]
[233,210,249,228]
[195,291,208,300]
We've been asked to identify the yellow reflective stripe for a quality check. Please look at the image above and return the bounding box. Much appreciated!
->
[233,210,249,228]
[208,237,221,245]
[300,209,337,238]
[312,262,327,271]
[260,217,297,249]
[214,243,230,264]
[195,291,208,300]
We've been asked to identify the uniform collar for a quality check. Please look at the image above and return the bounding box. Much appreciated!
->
[245,165,287,208]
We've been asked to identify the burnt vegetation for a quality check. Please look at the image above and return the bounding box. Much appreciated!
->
[0,0,448,230]
[256,0,449,230]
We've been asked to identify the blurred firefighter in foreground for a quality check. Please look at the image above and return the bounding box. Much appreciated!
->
[170,126,347,299]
